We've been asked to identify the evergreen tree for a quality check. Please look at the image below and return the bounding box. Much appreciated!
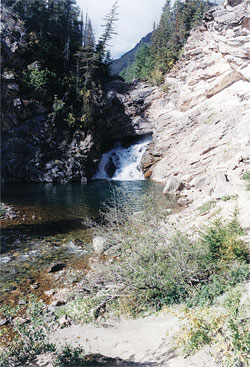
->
[96,1,118,64]
[121,0,213,83]
[2,0,119,130]
[150,0,175,73]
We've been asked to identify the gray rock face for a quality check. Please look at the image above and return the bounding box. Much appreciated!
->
[101,80,153,141]
[0,6,27,69]
[1,113,95,183]
[143,0,250,214]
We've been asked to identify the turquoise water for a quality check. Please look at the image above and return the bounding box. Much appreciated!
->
[1,181,166,218]
[1,181,173,294]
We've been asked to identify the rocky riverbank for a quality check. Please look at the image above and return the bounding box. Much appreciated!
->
[2,192,248,367]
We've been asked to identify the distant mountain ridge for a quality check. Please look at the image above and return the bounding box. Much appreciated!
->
[110,32,152,76]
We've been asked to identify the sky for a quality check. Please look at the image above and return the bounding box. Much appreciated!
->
[76,0,166,59]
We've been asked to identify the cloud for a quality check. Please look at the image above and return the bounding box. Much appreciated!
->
[76,0,166,59]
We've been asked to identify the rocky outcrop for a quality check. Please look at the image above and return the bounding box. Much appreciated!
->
[101,79,153,141]
[0,6,27,70]
[1,5,152,183]
[142,0,250,222]
[1,77,153,183]
[0,6,96,183]
[1,114,96,183]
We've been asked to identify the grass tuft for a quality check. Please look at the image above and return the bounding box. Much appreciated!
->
[197,200,217,214]
[242,171,250,191]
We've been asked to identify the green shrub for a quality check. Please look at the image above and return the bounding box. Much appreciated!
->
[242,171,250,181]
[149,69,164,86]
[53,344,86,367]
[88,193,249,315]
[178,287,250,365]
[22,68,53,94]
[161,82,171,93]
[64,112,76,128]
[177,306,223,355]
[0,296,55,366]
[0,205,7,217]
[242,171,250,191]
[186,262,250,307]
[219,289,250,366]
[197,200,216,214]
[52,95,65,115]
[54,296,105,324]
[221,195,237,201]
[200,217,247,264]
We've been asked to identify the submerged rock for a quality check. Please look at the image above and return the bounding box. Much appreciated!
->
[48,263,66,273]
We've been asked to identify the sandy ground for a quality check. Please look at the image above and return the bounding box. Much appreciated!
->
[26,310,217,367]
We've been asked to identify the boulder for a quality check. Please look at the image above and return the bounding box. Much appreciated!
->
[163,177,185,195]
[93,236,109,255]
[57,314,72,328]
[177,197,193,207]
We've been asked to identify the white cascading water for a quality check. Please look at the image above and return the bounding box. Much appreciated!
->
[93,136,151,181]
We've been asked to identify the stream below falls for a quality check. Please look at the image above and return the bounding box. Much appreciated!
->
[0,138,174,297]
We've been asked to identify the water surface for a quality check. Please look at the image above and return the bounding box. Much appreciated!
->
[1,181,172,294]
[2,181,166,218]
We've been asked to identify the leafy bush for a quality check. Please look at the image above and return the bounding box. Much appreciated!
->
[177,307,224,355]
[0,296,55,366]
[178,287,250,365]
[87,193,249,315]
[186,262,250,307]
[53,344,86,367]
[218,288,250,366]
[64,112,76,128]
[0,205,7,217]
[242,172,250,181]
[54,296,106,324]
[22,68,54,94]
[161,82,172,93]
[221,194,237,202]
[200,217,247,264]
[148,69,164,86]
[52,95,65,115]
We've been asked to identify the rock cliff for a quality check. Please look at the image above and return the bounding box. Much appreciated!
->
[142,0,250,224]
[0,5,152,183]
[2,0,250,194]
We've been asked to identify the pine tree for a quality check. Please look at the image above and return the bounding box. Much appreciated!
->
[151,0,174,72]
[96,1,118,63]
[120,0,213,82]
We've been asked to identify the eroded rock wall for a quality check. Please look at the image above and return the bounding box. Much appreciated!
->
[143,0,250,221]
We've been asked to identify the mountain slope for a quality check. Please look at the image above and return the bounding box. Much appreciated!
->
[110,32,152,75]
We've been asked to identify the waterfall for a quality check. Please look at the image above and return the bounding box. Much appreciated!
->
[93,136,151,181]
